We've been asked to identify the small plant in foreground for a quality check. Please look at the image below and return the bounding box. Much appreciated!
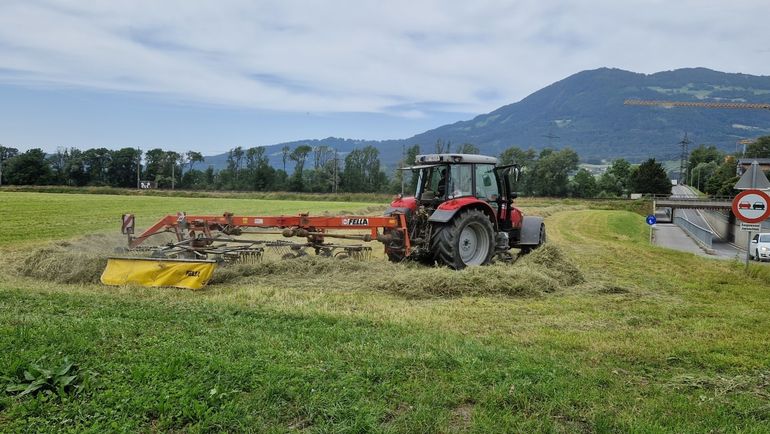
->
[4,357,89,398]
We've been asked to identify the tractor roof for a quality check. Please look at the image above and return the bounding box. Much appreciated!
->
[415,153,498,165]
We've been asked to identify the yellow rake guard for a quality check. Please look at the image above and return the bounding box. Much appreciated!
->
[101,257,217,290]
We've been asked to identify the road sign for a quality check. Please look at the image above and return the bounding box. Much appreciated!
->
[740,222,761,232]
[645,215,657,225]
[734,160,770,190]
[732,189,770,223]
[121,214,135,235]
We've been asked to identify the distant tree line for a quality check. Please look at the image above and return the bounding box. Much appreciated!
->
[685,136,770,196]
[0,137,692,197]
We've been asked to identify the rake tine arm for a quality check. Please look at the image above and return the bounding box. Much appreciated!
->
[128,215,178,249]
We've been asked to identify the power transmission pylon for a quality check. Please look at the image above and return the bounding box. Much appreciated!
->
[678,133,691,185]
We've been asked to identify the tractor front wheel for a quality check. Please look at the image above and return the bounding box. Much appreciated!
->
[431,209,494,269]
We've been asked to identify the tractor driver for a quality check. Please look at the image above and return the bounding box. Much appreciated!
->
[436,167,448,197]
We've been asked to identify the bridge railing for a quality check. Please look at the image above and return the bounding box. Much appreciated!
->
[673,216,713,249]
[651,194,734,202]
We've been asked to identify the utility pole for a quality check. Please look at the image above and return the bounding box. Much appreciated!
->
[136,148,141,189]
[171,162,175,190]
[0,153,3,187]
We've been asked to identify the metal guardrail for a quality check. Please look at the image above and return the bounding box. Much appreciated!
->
[673,216,713,249]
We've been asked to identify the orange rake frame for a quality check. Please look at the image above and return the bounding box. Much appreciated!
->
[123,211,411,257]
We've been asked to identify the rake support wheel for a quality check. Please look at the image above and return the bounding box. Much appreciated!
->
[431,209,494,269]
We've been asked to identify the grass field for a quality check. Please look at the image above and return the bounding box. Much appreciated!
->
[1,192,769,432]
[0,192,381,246]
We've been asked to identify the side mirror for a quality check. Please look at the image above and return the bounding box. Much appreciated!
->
[751,239,758,243]
[483,176,492,187]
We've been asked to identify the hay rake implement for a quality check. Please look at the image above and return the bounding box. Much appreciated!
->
[102,211,407,289]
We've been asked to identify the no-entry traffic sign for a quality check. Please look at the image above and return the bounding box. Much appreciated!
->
[732,189,770,223]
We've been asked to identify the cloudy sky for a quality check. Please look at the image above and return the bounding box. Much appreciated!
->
[1,0,768,154]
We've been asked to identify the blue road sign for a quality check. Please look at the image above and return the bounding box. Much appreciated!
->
[646,215,657,225]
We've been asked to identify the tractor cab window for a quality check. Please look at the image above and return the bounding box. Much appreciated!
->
[417,165,449,200]
[448,164,473,198]
[475,164,499,202]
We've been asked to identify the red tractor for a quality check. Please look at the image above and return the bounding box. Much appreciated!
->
[106,153,545,288]
[382,153,545,268]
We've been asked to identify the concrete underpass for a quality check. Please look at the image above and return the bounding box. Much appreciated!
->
[652,185,770,261]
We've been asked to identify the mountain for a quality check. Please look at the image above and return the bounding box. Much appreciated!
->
[202,67,770,168]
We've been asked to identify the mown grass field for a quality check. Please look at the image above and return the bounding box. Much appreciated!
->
[0,192,381,246]
[1,191,769,432]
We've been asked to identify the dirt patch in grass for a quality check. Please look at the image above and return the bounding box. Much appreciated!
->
[12,235,584,298]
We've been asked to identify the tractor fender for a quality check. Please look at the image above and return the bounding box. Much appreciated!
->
[428,198,496,227]
[517,216,544,245]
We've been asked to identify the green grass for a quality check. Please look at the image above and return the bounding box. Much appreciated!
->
[1,192,770,432]
[0,192,381,246]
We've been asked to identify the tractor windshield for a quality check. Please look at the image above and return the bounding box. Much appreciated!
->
[416,164,475,200]
[416,165,448,200]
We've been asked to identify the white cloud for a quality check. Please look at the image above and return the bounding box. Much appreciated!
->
[0,0,768,117]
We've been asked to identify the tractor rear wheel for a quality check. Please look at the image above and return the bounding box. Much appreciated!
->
[431,209,494,269]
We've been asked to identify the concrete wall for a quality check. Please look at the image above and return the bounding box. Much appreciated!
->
[701,209,770,246]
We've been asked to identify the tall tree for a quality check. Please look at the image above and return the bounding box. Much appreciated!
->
[108,148,141,188]
[529,148,579,196]
[47,148,69,184]
[499,146,538,195]
[281,145,290,172]
[606,159,632,193]
[289,145,312,191]
[457,143,480,154]
[629,159,671,195]
[5,148,52,185]
[571,168,597,198]
[745,136,770,158]
[63,148,89,186]
[342,146,385,192]
[82,148,112,185]
[185,151,204,173]
[687,144,722,174]
[596,172,623,197]
[704,156,739,196]
[434,139,452,153]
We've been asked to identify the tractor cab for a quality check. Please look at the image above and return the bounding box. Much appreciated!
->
[410,154,519,209]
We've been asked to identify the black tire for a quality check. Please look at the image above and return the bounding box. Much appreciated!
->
[431,209,495,269]
[384,228,406,263]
